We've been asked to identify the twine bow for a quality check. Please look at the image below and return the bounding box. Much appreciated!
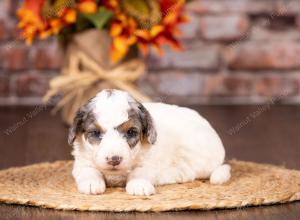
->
[44,49,151,125]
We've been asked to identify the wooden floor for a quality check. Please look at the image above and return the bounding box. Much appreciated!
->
[0,105,299,220]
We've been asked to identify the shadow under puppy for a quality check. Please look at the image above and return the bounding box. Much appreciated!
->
[69,89,231,196]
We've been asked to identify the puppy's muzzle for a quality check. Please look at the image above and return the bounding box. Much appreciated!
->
[106,156,123,166]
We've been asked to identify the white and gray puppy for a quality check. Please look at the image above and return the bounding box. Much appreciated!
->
[69,89,231,196]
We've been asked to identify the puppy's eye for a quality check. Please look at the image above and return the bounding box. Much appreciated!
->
[126,127,138,138]
[88,130,102,139]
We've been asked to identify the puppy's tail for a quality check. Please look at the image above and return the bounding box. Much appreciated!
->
[210,164,231,184]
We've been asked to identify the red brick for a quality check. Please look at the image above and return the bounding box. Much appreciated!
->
[297,78,300,93]
[250,26,300,41]
[32,43,63,70]
[0,45,29,70]
[204,74,253,97]
[0,19,12,41]
[273,0,300,15]
[179,12,199,39]
[0,0,11,18]
[255,75,299,97]
[296,16,300,28]
[0,75,10,97]
[250,14,296,32]
[198,15,250,41]
[186,0,274,14]
[226,42,300,70]
[145,71,204,97]
[9,0,22,17]
[147,42,220,70]
[10,21,21,39]
[15,73,50,97]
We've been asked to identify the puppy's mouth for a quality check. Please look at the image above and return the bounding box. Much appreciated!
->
[106,167,119,171]
[101,165,131,175]
[103,165,124,173]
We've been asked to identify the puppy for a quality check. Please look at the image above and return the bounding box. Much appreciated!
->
[69,89,231,196]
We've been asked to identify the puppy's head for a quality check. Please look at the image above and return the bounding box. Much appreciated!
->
[68,89,157,174]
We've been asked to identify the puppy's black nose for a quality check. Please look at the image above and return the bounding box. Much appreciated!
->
[107,156,123,166]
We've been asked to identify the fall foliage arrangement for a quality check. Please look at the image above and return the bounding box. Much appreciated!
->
[17,0,188,62]
[16,0,189,124]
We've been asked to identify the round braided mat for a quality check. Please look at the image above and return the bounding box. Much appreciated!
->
[0,160,299,212]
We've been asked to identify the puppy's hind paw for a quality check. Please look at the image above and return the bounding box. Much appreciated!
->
[210,164,231,185]
[126,179,155,196]
[77,178,106,195]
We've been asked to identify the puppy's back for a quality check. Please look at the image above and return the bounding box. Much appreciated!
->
[142,102,212,135]
[142,102,225,168]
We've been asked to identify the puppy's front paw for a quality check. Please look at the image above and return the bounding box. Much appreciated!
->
[126,179,155,196]
[77,178,106,195]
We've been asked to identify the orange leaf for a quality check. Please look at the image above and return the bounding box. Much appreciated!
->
[110,22,123,37]
[138,43,149,56]
[127,35,137,45]
[78,1,97,13]
[150,25,164,38]
[135,29,150,40]
[163,12,177,25]
[179,15,190,23]
[39,29,52,39]
[24,0,45,17]
[50,19,63,34]
[63,9,77,24]
[111,37,129,62]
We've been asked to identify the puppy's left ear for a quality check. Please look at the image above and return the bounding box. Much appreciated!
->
[137,103,157,145]
[68,103,90,145]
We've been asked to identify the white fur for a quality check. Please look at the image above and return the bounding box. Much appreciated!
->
[210,164,231,184]
[72,90,231,196]
[126,179,156,196]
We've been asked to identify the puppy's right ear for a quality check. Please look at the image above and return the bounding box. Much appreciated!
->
[136,103,157,145]
[68,103,89,145]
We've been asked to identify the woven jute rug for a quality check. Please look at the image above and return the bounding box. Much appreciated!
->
[0,160,299,212]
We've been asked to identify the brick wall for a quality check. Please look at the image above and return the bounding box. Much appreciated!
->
[1,0,300,105]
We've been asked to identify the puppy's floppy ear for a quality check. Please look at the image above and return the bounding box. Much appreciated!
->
[68,103,90,145]
[136,102,157,145]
